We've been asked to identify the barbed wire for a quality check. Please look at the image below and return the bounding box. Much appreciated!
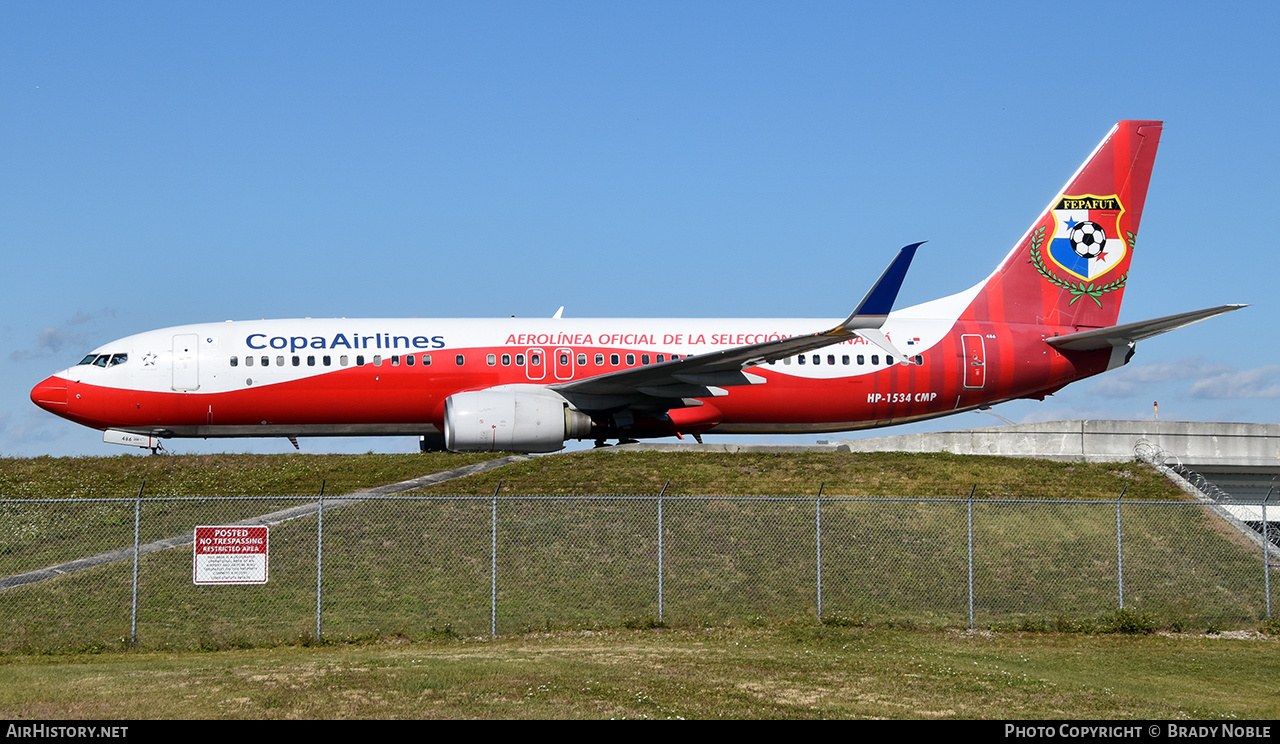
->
[1133,438,1236,503]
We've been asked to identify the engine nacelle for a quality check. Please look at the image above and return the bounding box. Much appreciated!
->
[443,387,593,453]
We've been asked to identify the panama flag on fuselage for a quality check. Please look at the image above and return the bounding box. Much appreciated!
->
[1046,194,1127,282]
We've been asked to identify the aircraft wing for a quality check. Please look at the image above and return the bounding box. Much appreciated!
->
[554,243,922,403]
[1045,304,1246,351]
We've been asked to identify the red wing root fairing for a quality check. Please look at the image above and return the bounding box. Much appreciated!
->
[31,121,1244,453]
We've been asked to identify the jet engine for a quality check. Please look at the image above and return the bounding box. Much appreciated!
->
[443,387,593,453]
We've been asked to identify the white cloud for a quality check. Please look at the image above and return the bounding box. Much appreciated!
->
[9,327,85,361]
[1089,356,1233,399]
[8,308,116,362]
[0,408,70,455]
[1080,354,1280,402]
[1189,365,1280,399]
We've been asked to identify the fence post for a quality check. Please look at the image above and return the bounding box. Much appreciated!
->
[1264,487,1273,619]
[967,484,975,630]
[1116,484,1127,610]
[657,480,667,624]
[130,479,144,650]
[816,481,824,623]
[316,479,325,641]
[491,481,501,638]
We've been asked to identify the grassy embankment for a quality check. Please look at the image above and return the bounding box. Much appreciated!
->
[0,451,1273,655]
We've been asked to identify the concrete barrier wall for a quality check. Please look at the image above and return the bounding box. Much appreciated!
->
[834,420,1280,468]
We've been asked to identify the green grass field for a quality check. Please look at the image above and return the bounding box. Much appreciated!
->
[0,626,1276,720]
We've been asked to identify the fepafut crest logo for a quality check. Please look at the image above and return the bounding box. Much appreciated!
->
[1029,194,1135,307]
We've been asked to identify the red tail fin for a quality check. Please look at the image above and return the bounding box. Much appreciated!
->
[964,121,1162,329]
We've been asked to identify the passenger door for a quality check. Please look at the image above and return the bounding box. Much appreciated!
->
[172,333,200,391]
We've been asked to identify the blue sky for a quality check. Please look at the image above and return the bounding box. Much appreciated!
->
[3,2,1277,456]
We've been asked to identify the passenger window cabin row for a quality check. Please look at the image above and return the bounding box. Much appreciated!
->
[770,353,924,367]
[229,353,449,368]
[226,351,690,368]
[225,351,924,369]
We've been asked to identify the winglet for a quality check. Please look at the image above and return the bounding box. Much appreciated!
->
[829,242,922,333]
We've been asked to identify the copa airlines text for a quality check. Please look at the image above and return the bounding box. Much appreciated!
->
[245,333,447,352]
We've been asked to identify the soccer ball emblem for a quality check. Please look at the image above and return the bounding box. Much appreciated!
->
[1069,221,1107,258]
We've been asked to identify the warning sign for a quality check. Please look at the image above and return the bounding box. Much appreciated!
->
[193,526,269,585]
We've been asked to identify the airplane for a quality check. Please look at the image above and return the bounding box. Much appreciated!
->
[31,120,1243,454]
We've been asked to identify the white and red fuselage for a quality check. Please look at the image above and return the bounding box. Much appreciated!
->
[29,121,1241,452]
[28,292,1119,444]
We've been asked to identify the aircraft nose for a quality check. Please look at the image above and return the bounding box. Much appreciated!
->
[30,377,68,412]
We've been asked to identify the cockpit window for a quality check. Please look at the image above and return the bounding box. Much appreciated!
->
[79,353,127,367]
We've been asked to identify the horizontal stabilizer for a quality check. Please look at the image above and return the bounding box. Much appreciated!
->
[1046,304,1246,351]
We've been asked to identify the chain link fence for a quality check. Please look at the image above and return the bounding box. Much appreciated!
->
[0,489,1275,652]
